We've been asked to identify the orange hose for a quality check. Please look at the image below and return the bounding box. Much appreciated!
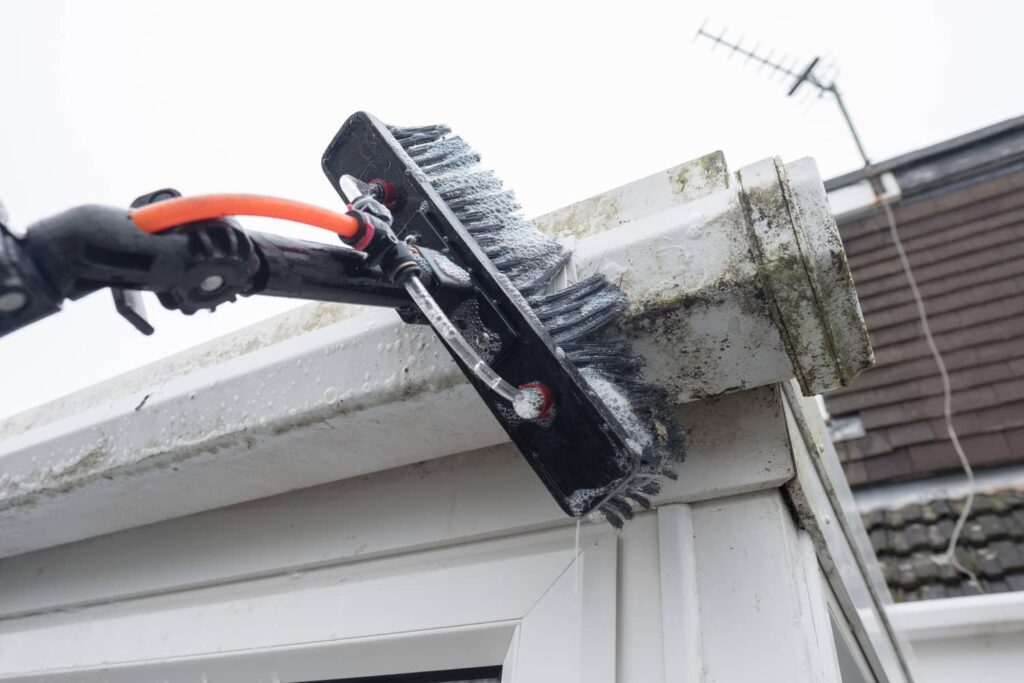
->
[130,194,360,238]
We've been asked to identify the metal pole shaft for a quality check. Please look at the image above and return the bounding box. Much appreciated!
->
[829,85,872,167]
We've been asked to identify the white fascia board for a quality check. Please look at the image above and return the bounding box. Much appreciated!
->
[827,172,901,222]
[0,385,791,619]
[855,464,1024,514]
[889,591,1024,641]
[0,153,868,557]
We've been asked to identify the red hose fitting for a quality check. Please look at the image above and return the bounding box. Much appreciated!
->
[368,179,398,209]
[518,382,555,420]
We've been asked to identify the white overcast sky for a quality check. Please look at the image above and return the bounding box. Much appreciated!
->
[1,0,1022,419]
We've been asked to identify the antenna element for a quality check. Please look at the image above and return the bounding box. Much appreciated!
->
[695,21,871,166]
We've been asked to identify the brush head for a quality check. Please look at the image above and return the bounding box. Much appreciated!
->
[322,112,684,526]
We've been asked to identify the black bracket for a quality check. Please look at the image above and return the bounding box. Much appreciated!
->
[107,189,184,334]
[112,287,155,335]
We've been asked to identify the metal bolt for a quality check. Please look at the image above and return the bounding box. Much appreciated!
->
[199,275,225,293]
[0,290,27,312]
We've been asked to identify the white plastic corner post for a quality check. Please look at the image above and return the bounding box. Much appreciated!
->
[656,493,844,683]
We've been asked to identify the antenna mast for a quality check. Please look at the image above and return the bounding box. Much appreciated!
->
[694,21,872,167]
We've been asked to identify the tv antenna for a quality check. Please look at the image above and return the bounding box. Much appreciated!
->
[694,20,871,167]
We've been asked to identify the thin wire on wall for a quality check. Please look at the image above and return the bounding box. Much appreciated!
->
[880,198,982,589]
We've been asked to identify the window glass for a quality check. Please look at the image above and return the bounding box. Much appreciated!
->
[304,667,501,683]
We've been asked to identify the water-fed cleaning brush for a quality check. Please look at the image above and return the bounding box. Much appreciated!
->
[0,110,685,527]
[323,113,685,526]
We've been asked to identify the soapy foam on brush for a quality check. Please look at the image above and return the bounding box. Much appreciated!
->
[512,385,546,420]
[432,253,472,285]
[579,367,652,456]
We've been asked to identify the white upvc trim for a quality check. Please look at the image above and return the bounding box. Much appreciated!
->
[781,382,914,683]
[889,591,1024,641]
[823,572,878,683]
[687,490,845,683]
[657,504,703,683]
[826,172,901,221]
[855,463,1024,513]
[0,524,618,683]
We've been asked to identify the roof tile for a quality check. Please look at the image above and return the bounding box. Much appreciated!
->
[1006,489,1024,508]
[990,540,1024,571]
[870,527,889,554]
[976,548,1005,579]
[983,578,1011,593]
[927,522,950,552]
[890,530,912,555]
[886,508,906,529]
[844,460,869,486]
[896,562,920,590]
[862,486,1024,601]
[824,168,1024,487]
[931,499,955,518]
[878,559,899,586]
[902,504,924,524]
[1006,574,1024,591]
[865,509,888,530]
[1005,515,1024,541]
[971,493,998,514]
[905,523,931,551]
[936,559,960,583]
[865,453,915,481]
[963,520,987,546]
[910,553,941,582]
[944,583,965,598]
[976,513,1010,541]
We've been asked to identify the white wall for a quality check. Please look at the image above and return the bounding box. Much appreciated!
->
[909,632,1024,682]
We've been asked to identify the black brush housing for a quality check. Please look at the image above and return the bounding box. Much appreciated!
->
[322,112,684,525]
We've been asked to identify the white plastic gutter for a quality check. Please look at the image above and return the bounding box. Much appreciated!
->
[889,591,1024,641]
[0,152,872,558]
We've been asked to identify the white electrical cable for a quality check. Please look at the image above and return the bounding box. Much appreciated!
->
[880,198,983,590]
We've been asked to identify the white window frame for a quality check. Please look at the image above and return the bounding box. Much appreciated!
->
[0,525,617,683]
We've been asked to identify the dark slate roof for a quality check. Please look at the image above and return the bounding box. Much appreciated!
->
[862,488,1024,601]
[824,115,1024,487]
[826,114,1024,194]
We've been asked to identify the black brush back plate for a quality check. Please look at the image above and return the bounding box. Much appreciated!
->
[322,112,634,516]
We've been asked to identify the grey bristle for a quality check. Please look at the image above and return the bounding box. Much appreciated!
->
[388,122,686,524]
[390,124,450,145]
[606,497,635,522]
[627,492,653,509]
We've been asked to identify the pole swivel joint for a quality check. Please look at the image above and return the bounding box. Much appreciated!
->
[341,185,421,285]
